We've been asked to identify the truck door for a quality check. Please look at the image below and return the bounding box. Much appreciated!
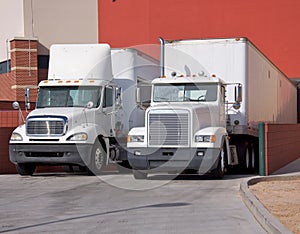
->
[103,86,115,136]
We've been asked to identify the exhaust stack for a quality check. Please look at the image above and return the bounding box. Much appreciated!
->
[158,37,165,77]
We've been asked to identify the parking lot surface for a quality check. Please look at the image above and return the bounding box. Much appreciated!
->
[0,173,266,234]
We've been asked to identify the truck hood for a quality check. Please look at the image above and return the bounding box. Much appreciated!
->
[28,107,84,119]
[27,107,90,128]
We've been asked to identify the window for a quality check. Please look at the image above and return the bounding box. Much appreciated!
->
[153,83,218,102]
[103,86,113,108]
[36,86,102,108]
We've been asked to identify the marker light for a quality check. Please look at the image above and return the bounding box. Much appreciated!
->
[195,135,216,143]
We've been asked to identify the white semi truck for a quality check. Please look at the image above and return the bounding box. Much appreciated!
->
[9,44,159,175]
[127,38,297,179]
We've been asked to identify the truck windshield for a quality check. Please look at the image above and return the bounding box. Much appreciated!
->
[36,86,102,108]
[153,83,218,102]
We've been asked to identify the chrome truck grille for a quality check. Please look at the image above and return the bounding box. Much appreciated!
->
[26,117,67,136]
[148,110,189,146]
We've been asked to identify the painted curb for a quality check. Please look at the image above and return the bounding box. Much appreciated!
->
[240,175,300,234]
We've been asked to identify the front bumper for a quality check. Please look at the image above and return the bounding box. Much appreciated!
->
[9,143,93,166]
[128,147,221,174]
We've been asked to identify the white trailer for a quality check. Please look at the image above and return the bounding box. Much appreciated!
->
[127,38,297,179]
[9,44,159,175]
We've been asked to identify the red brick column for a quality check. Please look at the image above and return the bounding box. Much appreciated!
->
[10,38,38,103]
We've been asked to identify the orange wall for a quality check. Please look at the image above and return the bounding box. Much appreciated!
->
[98,0,300,78]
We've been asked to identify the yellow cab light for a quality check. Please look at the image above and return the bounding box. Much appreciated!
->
[66,80,71,83]
[161,75,166,78]
[89,80,95,83]
[43,80,48,84]
[212,74,216,78]
[235,37,240,41]
[74,80,80,83]
[58,80,63,83]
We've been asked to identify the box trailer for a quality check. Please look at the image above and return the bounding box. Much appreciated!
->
[127,37,297,179]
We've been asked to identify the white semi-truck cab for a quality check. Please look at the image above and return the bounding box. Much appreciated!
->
[9,44,159,175]
[127,73,241,179]
[127,37,297,180]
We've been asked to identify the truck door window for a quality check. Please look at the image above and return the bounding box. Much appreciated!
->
[103,86,113,108]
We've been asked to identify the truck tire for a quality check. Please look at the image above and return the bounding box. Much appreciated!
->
[245,147,251,172]
[87,140,106,175]
[244,143,256,173]
[132,169,147,180]
[248,143,258,173]
[212,145,226,179]
[16,163,36,176]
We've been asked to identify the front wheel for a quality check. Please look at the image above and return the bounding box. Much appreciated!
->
[212,146,226,179]
[87,140,107,175]
[16,163,36,176]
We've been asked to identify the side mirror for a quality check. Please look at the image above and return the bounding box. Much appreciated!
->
[12,101,25,123]
[115,87,122,107]
[235,84,242,103]
[136,85,151,108]
[136,87,141,103]
[12,101,20,110]
[86,101,94,109]
[25,87,30,110]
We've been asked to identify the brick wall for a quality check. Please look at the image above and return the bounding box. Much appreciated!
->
[0,38,42,174]
[0,111,28,173]
[0,127,17,173]
[265,124,300,175]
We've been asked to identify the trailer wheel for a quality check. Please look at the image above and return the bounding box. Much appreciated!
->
[88,140,106,175]
[245,147,251,171]
[16,163,36,176]
[236,140,250,173]
[244,143,259,173]
[132,169,147,180]
[248,143,258,173]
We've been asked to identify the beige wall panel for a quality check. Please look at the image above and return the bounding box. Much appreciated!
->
[0,0,24,61]
[23,0,98,55]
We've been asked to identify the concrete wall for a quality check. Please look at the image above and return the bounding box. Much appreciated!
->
[23,0,99,55]
[0,0,99,63]
[0,0,24,62]
[265,124,300,175]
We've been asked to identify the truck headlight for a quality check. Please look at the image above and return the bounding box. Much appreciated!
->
[67,133,88,141]
[127,135,144,143]
[10,132,23,141]
[195,135,216,143]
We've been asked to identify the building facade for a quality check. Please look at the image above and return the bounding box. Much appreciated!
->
[0,0,299,173]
